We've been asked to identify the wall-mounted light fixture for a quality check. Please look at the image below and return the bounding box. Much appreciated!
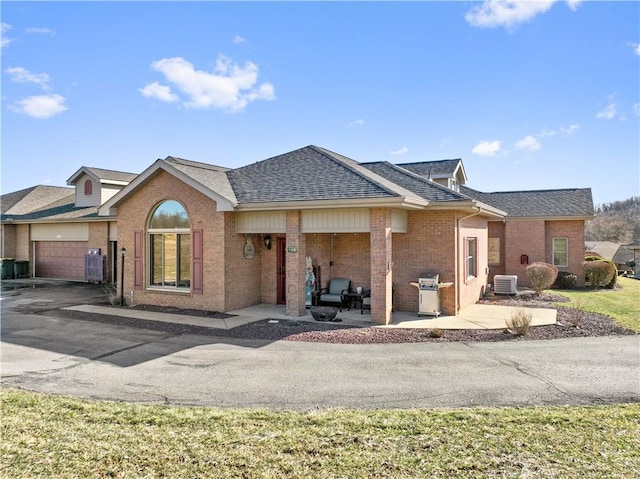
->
[263,235,272,250]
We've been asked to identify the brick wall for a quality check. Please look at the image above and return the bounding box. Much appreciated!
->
[117,170,228,311]
[488,221,505,279]
[545,220,586,287]
[1,224,17,259]
[16,224,30,262]
[504,220,546,287]
[87,222,110,282]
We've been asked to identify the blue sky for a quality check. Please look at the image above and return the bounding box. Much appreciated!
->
[2,1,638,206]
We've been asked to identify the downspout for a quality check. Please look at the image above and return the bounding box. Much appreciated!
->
[455,208,481,314]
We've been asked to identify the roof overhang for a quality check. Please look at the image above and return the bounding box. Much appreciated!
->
[490,215,595,221]
[234,196,430,212]
[425,200,506,218]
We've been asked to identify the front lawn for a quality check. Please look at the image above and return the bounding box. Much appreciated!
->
[1,389,639,478]
[554,276,640,332]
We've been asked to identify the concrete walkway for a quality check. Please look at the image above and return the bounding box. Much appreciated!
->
[64,302,556,330]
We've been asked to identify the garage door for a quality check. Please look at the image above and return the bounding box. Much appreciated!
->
[35,241,88,280]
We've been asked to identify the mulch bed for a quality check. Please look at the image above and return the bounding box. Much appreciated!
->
[55,289,636,344]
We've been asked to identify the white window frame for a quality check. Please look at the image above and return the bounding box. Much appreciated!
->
[465,237,477,279]
[553,237,569,267]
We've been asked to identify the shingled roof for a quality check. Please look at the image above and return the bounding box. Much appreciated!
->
[460,186,594,218]
[397,159,463,178]
[1,185,98,222]
[227,145,426,206]
[67,166,138,185]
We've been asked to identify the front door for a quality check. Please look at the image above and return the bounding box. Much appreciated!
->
[276,237,286,304]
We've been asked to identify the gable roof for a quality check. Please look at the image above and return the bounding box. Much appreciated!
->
[98,156,238,215]
[460,186,594,218]
[67,166,138,186]
[398,159,467,183]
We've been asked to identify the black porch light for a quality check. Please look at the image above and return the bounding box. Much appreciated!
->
[263,235,272,250]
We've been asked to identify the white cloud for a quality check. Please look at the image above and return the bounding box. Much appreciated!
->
[1,22,13,48]
[347,118,365,128]
[538,128,557,137]
[630,43,640,56]
[9,93,67,119]
[597,101,617,120]
[389,147,409,155]
[566,0,582,12]
[560,124,580,135]
[633,103,640,116]
[472,140,502,157]
[26,27,56,35]
[139,81,178,103]
[6,66,50,90]
[514,135,541,152]
[144,55,275,112]
[233,35,246,44]
[465,0,556,29]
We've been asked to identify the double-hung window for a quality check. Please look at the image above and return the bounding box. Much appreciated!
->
[148,200,191,289]
[553,237,568,267]
[465,237,477,279]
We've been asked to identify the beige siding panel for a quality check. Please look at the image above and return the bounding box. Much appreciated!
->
[31,223,89,241]
[101,184,123,205]
[74,173,101,207]
[236,211,287,233]
[302,208,370,233]
[392,209,408,233]
[108,221,118,241]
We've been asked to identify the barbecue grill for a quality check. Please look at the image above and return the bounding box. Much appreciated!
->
[410,272,441,317]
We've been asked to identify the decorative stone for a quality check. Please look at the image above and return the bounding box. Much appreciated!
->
[310,306,338,322]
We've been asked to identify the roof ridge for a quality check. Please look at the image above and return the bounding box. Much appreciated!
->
[164,156,230,172]
[380,162,472,201]
[309,146,412,199]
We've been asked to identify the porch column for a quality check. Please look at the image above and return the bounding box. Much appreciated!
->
[285,210,306,317]
[370,208,393,325]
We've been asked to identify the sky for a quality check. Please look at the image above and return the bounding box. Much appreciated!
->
[1,1,639,207]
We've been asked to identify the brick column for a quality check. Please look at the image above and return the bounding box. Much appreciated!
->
[370,208,393,325]
[285,211,306,317]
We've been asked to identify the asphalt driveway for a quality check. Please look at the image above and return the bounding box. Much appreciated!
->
[1,279,639,409]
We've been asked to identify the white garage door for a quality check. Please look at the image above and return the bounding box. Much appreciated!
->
[34,241,88,280]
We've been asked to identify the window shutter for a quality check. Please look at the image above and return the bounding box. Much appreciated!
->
[134,230,143,290]
[192,229,203,294]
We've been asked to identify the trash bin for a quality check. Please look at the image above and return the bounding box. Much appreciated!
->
[14,260,29,279]
[1,258,16,280]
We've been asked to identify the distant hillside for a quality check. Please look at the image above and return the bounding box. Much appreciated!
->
[586,197,640,244]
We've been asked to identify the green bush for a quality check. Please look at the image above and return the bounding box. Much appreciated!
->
[526,262,558,295]
[554,271,577,289]
[583,260,617,289]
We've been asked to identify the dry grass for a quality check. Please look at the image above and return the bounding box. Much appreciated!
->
[2,389,639,478]
[505,308,533,336]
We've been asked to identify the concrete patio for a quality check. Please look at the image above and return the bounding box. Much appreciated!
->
[65,302,556,331]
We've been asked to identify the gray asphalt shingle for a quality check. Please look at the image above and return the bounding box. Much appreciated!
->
[460,186,594,217]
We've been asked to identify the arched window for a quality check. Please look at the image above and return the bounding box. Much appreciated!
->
[148,200,191,288]
[84,179,93,196]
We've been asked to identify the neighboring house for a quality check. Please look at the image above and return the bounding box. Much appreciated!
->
[1,168,137,282]
[585,241,635,275]
[2,145,594,325]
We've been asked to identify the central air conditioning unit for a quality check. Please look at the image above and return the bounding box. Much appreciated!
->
[494,275,518,295]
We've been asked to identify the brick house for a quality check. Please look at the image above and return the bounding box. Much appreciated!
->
[2,145,594,325]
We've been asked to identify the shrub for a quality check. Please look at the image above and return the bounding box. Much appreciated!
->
[583,260,616,289]
[428,328,444,339]
[505,309,532,336]
[526,262,558,295]
[554,271,577,289]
